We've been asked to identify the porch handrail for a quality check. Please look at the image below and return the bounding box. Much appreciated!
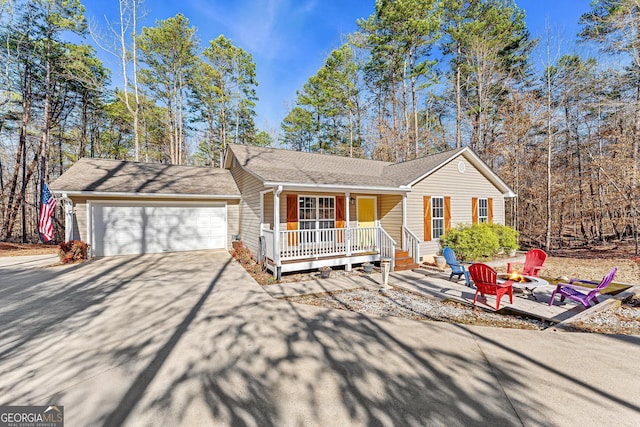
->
[378,227,397,271]
[402,225,421,265]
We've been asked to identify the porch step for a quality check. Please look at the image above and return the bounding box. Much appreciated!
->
[394,262,420,271]
[394,250,420,272]
[395,250,410,258]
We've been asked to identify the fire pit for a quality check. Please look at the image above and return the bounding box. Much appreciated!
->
[497,272,549,300]
[500,271,535,283]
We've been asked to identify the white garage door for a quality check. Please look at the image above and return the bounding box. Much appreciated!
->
[91,203,226,257]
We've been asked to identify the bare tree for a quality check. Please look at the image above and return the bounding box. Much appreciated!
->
[91,0,142,161]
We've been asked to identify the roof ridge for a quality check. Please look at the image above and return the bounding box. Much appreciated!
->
[228,143,393,165]
[78,157,227,171]
[385,146,466,168]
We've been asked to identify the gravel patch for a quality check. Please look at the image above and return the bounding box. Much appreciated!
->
[286,287,552,330]
[570,294,640,335]
[250,252,640,334]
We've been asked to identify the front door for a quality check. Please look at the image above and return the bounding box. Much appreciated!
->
[357,197,375,227]
[357,197,376,249]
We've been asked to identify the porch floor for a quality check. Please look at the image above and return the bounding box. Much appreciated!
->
[275,251,378,265]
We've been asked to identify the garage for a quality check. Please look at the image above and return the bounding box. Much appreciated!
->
[50,158,241,257]
[91,203,227,257]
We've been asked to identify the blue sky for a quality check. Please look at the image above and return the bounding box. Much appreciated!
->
[83,0,592,135]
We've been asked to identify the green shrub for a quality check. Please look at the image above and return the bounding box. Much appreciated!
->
[58,240,89,264]
[488,223,519,250]
[440,223,500,261]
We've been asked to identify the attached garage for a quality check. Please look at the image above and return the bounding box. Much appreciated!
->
[91,203,227,257]
[50,158,241,257]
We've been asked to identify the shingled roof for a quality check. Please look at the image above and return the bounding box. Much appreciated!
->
[51,158,240,197]
[227,143,469,189]
[383,147,467,185]
[228,143,396,188]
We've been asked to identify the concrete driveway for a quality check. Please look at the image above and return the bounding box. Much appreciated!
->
[1,251,639,426]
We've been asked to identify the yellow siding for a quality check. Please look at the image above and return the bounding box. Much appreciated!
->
[407,155,506,258]
[230,159,264,256]
[379,194,403,244]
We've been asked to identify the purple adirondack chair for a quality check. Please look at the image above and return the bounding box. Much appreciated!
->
[548,267,618,308]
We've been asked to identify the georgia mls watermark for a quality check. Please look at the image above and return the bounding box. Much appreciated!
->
[0,406,63,427]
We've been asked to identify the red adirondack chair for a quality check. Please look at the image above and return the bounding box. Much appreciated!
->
[469,263,513,310]
[507,249,547,277]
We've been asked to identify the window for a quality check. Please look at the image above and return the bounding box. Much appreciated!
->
[299,196,317,230]
[299,196,335,240]
[318,197,335,229]
[432,196,444,239]
[478,198,488,223]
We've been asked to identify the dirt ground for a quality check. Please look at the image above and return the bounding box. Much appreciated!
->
[512,257,638,284]
[544,243,640,284]
[0,242,59,257]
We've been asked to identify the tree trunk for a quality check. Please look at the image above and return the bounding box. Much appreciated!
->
[410,52,419,158]
[455,41,462,148]
[632,73,640,255]
[119,0,140,161]
[38,33,53,242]
[545,40,553,252]
[2,92,27,240]
[79,93,88,158]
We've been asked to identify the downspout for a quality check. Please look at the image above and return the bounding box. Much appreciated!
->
[273,185,283,279]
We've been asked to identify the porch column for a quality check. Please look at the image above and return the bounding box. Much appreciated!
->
[345,192,351,258]
[344,192,351,271]
[62,193,73,242]
[273,186,283,279]
[402,193,408,251]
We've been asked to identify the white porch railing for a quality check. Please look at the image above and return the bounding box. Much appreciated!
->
[264,226,396,265]
[279,228,348,261]
[378,227,397,270]
[402,225,421,264]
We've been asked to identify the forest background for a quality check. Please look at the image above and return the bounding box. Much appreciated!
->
[0,0,638,255]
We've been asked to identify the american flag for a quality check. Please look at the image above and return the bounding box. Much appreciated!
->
[38,183,56,242]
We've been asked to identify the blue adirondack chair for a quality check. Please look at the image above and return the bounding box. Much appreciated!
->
[443,247,472,287]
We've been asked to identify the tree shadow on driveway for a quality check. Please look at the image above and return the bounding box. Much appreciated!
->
[2,251,639,426]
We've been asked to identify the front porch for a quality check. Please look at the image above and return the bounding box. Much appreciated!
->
[258,188,422,279]
[262,226,398,275]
